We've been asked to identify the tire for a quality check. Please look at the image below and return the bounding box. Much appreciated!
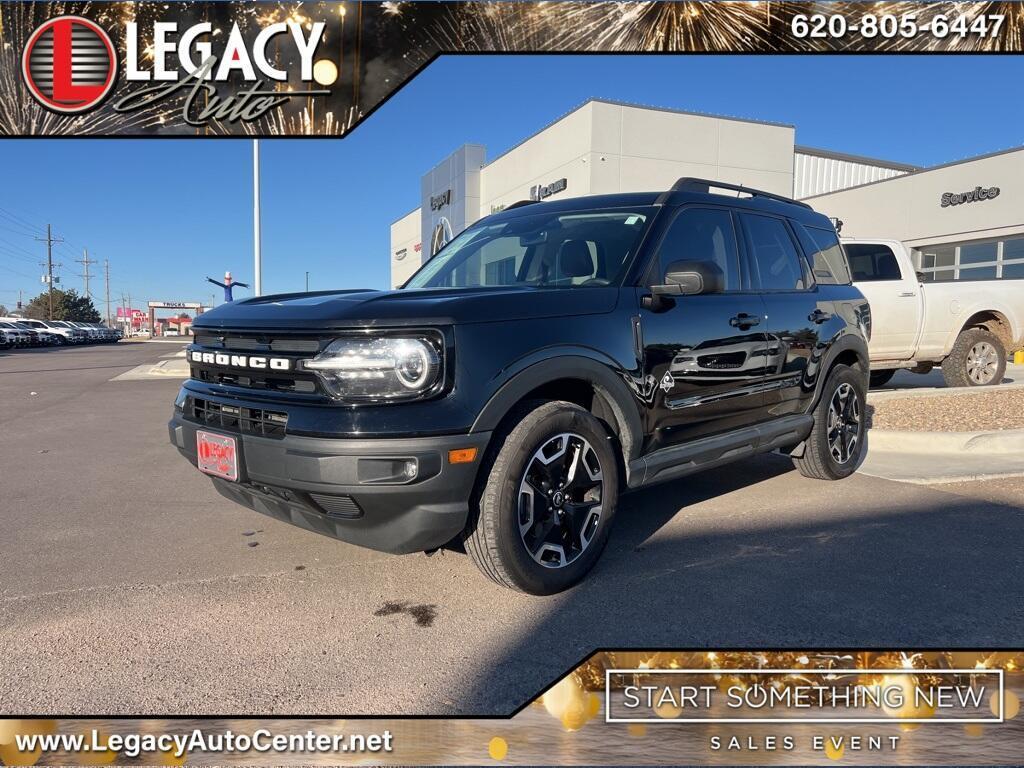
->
[463,400,619,595]
[868,369,896,389]
[941,328,1006,388]
[793,364,866,481]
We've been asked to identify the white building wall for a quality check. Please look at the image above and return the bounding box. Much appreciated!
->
[480,101,796,216]
[389,208,422,289]
[794,152,911,199]
[805,147,1024,248]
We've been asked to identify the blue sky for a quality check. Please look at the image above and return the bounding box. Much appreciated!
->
[1,54,1022,312]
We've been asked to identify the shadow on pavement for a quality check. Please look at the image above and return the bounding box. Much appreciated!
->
[451,455,1024,714]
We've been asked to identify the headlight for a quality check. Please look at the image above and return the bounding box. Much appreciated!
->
[303,335,443,402]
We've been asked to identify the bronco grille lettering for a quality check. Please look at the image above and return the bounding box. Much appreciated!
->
[190,349,292,371]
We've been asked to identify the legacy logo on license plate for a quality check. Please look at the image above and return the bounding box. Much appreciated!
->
[196,430,238,481]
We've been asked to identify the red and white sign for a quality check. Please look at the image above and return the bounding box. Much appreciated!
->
[22,16,117,114]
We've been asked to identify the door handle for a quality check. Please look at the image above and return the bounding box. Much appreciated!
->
[729,313,761,329]
[808,309,833,324]
[898,291,916,297]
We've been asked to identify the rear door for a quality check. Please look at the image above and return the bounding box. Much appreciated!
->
[738,212,822,418]
[638,205,770,453]
[845,241,922,361]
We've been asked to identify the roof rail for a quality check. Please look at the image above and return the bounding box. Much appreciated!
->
[655,177,812,209]
[504,199,539,211]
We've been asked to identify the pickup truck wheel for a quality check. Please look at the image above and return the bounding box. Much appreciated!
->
[942,329,1006,388]
[868,370,895,388]
[464,400,618,595]
[793,364,866,481]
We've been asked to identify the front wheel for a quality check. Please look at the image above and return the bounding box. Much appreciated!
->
[463,400,619,595]
[793,364,866,481]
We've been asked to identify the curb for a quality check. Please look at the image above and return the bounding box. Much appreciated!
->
[859,427,1024,484]
[867,428,1024,454]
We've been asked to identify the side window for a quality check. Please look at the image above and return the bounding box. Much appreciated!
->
[740,214,810,291]
[655,208,740,291]
[799,225,852,285]
[844,243,902,282]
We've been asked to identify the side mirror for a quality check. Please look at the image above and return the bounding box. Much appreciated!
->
[652,260,724,296]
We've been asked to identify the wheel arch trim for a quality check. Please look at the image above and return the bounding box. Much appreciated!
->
[809,331,870,410]
[470,352,644,465]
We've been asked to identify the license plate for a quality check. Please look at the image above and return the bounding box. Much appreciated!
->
[196,430,239,481]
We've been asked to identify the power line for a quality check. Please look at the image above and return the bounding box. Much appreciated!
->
[0,205,46,234]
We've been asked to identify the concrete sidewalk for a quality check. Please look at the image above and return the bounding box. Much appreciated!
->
[110,348,189,380]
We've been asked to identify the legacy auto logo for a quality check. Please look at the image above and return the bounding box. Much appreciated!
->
[190,350,292,371]
[21,15,328,125]
[22,16,118,114]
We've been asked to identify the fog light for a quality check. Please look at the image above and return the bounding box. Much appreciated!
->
[448,447,478,464]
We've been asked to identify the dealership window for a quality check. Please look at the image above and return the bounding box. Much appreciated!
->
[915,235,1024,281]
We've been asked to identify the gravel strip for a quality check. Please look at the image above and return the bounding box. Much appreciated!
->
[868,388,1024,432]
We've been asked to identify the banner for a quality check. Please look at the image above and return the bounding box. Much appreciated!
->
[0,2,1021,136]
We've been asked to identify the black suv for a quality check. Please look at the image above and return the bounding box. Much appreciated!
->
[170,178,870,595]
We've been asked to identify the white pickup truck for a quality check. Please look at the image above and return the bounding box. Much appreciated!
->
[843,238,1023,388]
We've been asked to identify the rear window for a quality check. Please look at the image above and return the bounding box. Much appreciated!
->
[844,243,903,282]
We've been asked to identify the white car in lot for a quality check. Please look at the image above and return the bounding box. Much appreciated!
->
[13,318,83,345]
[844,238,1024,387]
[0,320,33,347]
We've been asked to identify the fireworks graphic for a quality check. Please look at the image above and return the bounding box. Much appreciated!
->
[2,2,1024,137]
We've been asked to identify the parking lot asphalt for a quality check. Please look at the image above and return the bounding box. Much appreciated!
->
[1,342,1023,716]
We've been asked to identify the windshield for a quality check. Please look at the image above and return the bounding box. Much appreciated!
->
[405,207,655,290]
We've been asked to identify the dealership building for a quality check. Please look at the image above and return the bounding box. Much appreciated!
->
[390,98,1024,287]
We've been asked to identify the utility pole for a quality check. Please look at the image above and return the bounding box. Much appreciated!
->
[76,247,97,298]
[253,139,262,296]
[35,224,64,320]
[104,259,111,327]
[305,271,309,292]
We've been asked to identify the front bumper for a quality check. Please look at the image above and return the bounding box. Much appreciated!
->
[169,412,490,554]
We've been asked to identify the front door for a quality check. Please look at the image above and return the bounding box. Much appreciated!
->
[845,241,922,361]
[638,206,770,454]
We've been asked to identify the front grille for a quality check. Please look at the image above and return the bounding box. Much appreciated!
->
[190,397,288,438]
[309,493,364,519]
[191,366,318,394]
[188,333,325,395]
[193,333,322,354]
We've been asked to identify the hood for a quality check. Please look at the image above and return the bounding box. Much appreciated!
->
[193,286,620,331]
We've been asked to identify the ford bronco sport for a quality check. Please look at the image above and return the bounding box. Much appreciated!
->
[170,178,871,595]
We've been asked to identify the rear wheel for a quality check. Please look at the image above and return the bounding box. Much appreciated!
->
[868,369,895,388]
[794,364,866,481]
[942,328,1006,388]
[464,400,618,595]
